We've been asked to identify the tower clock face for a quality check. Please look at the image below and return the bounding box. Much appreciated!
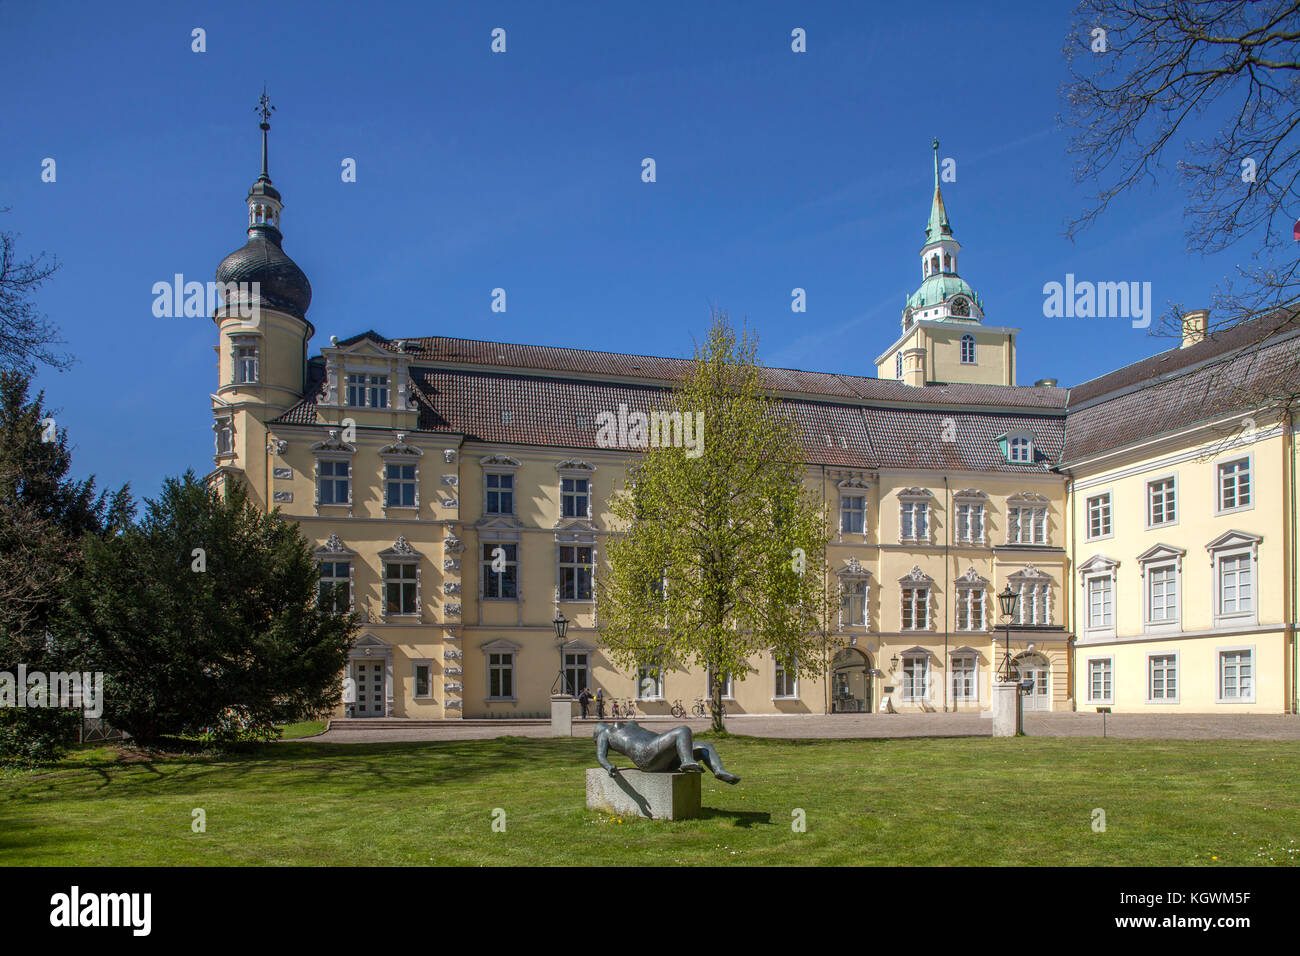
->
[951,297,970,317]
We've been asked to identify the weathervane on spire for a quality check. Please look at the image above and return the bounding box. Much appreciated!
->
[256,86,275,129]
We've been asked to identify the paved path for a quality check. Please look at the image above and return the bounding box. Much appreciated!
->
[295,712,1300,743]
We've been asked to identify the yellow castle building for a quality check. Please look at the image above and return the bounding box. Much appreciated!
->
[208,117,1298,720]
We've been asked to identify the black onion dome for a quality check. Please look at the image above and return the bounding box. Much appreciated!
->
[216,226,312,320]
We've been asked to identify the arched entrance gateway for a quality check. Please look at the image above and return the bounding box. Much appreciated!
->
[831,648,871,713]
[1011,652,1051,712]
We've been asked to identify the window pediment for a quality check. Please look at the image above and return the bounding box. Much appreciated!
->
[899,565,934,584]
[1009,564,1052,582]
[379,536,422,560]
[955,566,988,587]
[315,533,356,557]
[1077,553,1119,580]
[953,489,987,501]
[1206,529,1262,560]
[836,556,871,579]
[481,454,521,469]
[1137,543,1186,573]
[837,475,870,490]
[1007,491,1050,504]
[311,428,356,454]
[898,487,933,500]
[480,638,522,654]
[556,458,596,473]
[379,432,423,457]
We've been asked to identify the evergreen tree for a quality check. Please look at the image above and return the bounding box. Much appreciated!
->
[65,472,356,745]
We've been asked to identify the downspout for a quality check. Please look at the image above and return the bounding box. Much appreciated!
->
[943,475,951,712]
[1067,468,1077,711]
[1287,409,1298,714]
[822,464,829,717]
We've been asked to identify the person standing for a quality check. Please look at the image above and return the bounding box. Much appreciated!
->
[577,686,593,718]
[595,687,605,719]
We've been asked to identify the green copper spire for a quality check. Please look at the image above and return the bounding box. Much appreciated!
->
[925,137,952,244]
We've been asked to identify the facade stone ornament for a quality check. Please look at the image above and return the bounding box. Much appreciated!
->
[443,449,457,463]
[444,667,463,677]
[443,557,461,571]
[379,432,423,456]
[444,582,461,596]
[899,565,934,583]
[441,474,458,486]
[311,428,356,453]
[267,438,288,455]
[444,602,462,616]
[957,566,989,585]
[443,533,464,554]
[443,682,463,693]
[444,649,463,660]
[272,466,292,480]
[382,536,421,557]
[445,699,462,709]
[272,491,293,503]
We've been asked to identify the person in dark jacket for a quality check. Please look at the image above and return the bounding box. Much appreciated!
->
[577,687,593,718]
[594,687,606,719]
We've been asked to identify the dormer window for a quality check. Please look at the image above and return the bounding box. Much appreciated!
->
[1008,435,1033,463]
[346,373,388,408]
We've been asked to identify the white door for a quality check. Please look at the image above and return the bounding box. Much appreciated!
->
[1015,661,1050,711]
[353,660,385,717]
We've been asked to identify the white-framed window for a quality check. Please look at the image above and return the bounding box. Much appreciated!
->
[481,542,518,600]
[488,652,515,699]
[1147,476,1177,527]
[895,352,903,379]
[214,415,234,458]
[345,372,388,408]
[413,661,433,699]
[317,459,351,506]
[1147,653,1177,703]
[955,585,985,631]
[951,654,977,701]
[954,500,985,544]
[561,476,590,519]
[485,471,515,515]
[1007,434,1033,463]
[1087,492,1112,540]
[840,493,866,535]
[1217,457,1252,514]
[1006,492,1050,546]
[1087,575,1113,630]
[383,561,419,616]
[707,668,734,700]
[902,654,929,701]
[1217,646,1255,703]
[840,578,867,627]
[1009,568,1052,625]
[960,334,976,364]
[1147,565,1178,623]
[1209,531,1261,626]
[637,663,664,700]
[564,652,590,696]
[901,586,930,630]
[1086,657,1113,704]
[898,490,932,543]
[774,655,797,698]
[318,559,352,612]
[384,462,417,508]
[235,343,259,384]
[558,544,593,601]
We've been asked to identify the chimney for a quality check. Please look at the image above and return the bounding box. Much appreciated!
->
[902,347,927,388]
[1181,309,1209,349]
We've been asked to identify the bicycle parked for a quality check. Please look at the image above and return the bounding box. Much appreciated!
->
[610,698,637,720]
[691,697,725,719]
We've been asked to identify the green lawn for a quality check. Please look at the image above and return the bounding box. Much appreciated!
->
[1,735,1297,866]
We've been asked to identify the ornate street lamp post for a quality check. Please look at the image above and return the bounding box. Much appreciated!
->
[552,612,570,695]
[996,584,1019,682]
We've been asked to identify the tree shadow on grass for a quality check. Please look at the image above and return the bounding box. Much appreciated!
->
[698,807,771,828]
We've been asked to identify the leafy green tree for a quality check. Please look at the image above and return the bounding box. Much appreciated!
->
[65,472,356,745]
[0,371,131,763]
[596,316,833,732]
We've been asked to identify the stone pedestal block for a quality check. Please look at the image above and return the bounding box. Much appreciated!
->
[550,695,574,737]
[991,681,1018,737]
[585,768,701,820]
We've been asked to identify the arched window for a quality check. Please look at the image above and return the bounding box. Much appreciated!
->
[930,254,940,274]
[943,253,952,271]
[961,334,976,364]
[896,353,903,379]
[902,308,914,331]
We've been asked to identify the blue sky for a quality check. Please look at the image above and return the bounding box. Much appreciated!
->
[0,0,1248,502]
